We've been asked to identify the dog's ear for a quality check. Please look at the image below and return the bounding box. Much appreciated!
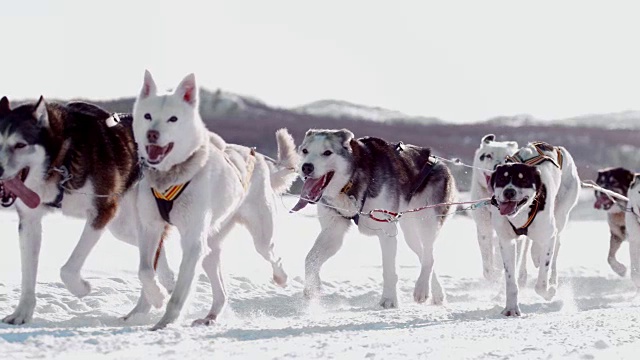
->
[140,70,157,99]
[481,134,495,144]
[489,169,497,192]
[336,129,354,147]
[33,96,49,128]
[175,73,198,107]
[0,96,10,116]
[305,129,318,138]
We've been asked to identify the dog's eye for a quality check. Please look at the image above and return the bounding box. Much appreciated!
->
[485,154,492,160]
[14,142,27,150]
[168,116,178,123]
[144,113,152,121]
[322,150,333,156]
[302,149,308,155]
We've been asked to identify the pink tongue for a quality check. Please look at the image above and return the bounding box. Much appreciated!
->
[147,145,165,161]
[4,178,40,209]
[594,196,610,209]
[290,176,325,212]
[498,201,517,216]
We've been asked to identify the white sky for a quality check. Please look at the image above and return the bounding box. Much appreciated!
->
[1,0,640,123]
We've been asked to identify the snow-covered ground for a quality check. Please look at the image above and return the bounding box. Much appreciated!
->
[1,191,640,359]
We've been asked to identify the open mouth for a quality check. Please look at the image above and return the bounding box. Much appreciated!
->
[496,197,529,216]
[290,171,335,212]
[0,167,41,209]
[594,193,615,210]
[145,143,174,165]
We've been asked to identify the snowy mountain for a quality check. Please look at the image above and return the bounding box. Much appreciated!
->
[293,99,443,124]
[553,110,640,129]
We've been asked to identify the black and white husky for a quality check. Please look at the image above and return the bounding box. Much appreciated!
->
[292,129,455,308]
[0,96,174,325]
[128,71,299,330]
[489,142,579,316]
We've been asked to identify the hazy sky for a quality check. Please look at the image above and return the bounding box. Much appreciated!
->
[1,0,640,123]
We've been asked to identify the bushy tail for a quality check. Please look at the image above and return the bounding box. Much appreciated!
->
[269,128,299,194]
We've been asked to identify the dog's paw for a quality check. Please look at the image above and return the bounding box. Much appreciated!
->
[413,281,430,304]
[610,261,627,277]
[142,282,166,309]
[535,284,557,301]
[122,300,152,321]
[501,306,521,317]
[303,285,321,299]
[379,296,398,309]
[2,303,35,325]
[151,310,179,331]
[191,314,217,327]
[60,269,92,298]
[272,263,288,287]
[431,290,446,305]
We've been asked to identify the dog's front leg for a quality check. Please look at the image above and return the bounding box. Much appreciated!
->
[151,220,207,331]
[378,230,399,309]
[60,222,106,298]
[304,207,350,298]
[3,210,44,325]
[498,235,520,316]
[534,232,558,301]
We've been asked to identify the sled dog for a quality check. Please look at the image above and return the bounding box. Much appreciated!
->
[489,142,579,316]
[593,167,635,276]
[0,96,174,325]
[292,130,455,308]
[129,71,298,330]
[624,174,640,292]
[470,134,519,282]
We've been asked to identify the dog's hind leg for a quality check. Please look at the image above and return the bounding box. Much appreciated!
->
[241,203,288,287]
[193,219,237,326]
[413,215,444,304]
[2,210,45,325]
[304,206,350,298]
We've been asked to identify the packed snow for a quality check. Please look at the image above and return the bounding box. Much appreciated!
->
[1,190,639,359]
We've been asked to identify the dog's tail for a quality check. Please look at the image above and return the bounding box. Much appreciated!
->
[268,128,299,195]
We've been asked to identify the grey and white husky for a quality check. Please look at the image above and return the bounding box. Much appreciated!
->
[292,129,455,308]
[0,96,174,325]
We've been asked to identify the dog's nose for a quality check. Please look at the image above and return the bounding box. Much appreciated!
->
[301,163,314,176]
[503,188,516,200]
[147,130,160,144]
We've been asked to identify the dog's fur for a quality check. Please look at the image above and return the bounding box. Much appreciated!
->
[0,96,174,325]
[293,129,455,308]
[594,167,635,277]
[470,134,519,282]
[128,71,298,330]
[624,175,640,292]
[489,142,579,316]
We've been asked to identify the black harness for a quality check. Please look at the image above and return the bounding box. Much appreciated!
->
[151,181,191,224]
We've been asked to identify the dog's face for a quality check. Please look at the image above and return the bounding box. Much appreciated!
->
[474,134,518,185]
[291,129,353,211]
[0,96,46,209]
[133,71,206,172]
[594,167,634,212]
[490,163,541,216]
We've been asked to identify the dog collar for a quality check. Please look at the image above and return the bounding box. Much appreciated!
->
[151,182,191,224]
[506,142,563,170]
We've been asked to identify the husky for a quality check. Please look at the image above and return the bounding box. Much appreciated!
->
[489,142,579,316]
[470,134,519,282]
[128,71,298,330]
[624,175,640,292]
[292,130,455,308]
[0,96,174,325]
[593,167,635,276]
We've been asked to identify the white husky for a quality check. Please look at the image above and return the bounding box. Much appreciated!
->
[470,134,519,282]
[126,71,298,330]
